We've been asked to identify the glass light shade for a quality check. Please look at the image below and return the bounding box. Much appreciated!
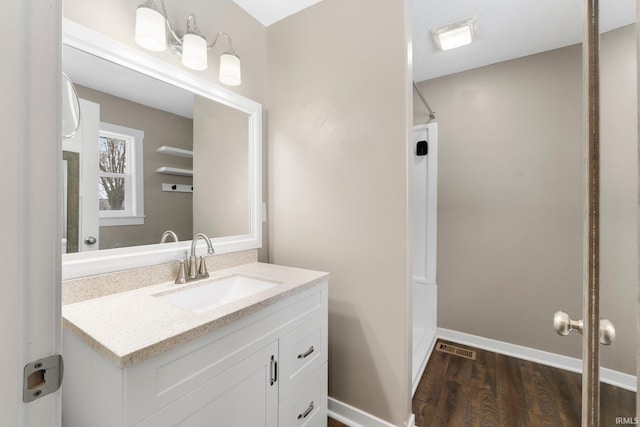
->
[135,5,167,52]
[219,53,241,86]
[436,26,473,50]
[181,33,208,70]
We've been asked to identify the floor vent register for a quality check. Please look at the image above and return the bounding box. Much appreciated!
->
[436,342,477,360]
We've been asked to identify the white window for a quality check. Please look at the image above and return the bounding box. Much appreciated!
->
[98,123,145,226]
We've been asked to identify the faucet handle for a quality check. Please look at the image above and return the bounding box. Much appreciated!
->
[198,256,209,278]
[174,260,186,284]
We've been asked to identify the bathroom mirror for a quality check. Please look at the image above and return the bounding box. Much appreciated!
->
[61,73,81,139]
[61,19,262,279]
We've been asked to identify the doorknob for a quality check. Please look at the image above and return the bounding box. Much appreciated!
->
[554,311,583,336]
[84,236,97,245]
[599,319,615,346]
[553,311,616,346]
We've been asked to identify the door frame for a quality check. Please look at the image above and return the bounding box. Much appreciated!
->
[0,1,62,426]
[636,0,640,421]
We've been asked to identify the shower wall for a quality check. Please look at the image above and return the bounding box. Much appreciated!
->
[412,123,438,393]
[415,24,637,375]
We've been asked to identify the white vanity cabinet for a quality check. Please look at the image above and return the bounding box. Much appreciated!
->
[62,281,328,427]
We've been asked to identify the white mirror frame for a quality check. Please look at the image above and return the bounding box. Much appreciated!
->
[62,19,262,280]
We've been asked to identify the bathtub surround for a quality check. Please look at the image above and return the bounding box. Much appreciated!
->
[266,0,414,425]
[416,24,637,376]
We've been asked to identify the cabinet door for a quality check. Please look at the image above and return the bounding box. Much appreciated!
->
[134,341,278,427]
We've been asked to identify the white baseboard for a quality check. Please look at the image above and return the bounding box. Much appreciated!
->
[437,328,637,392]
[328,397,416,427]
[412,332,437,396]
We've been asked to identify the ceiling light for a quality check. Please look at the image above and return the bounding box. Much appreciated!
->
[134,0,242,86]
[431,17,477,51]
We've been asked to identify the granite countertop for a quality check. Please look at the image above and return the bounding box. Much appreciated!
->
[62,262,329,368]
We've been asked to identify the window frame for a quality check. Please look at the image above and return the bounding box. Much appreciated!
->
[98,122,145,227]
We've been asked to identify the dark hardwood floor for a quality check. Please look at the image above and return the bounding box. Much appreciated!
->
[329,339,636,426]
[327,417,348,427]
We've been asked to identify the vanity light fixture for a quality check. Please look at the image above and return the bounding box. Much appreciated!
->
[431,17,477,51]
[134,0,242,85]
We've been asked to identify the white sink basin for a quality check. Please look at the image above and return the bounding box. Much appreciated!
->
[158,275,279,313]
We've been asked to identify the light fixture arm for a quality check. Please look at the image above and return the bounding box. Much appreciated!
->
[208,32,235,54]
[159,0,183,47]
[158,0,235,53]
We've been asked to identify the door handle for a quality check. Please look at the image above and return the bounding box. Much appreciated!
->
[84,236,97,245]
[553,311,615,345]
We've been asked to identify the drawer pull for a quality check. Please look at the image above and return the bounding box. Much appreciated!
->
[297,346,315,359]
[298,401,314,419]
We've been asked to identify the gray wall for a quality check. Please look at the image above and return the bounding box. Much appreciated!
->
[193,96,249,238]
[267,0,414,424]
[75,85,194,249]
[415,24,637,374]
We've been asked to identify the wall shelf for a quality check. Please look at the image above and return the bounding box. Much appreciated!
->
[156,146,193,159]
[155,167,193,177]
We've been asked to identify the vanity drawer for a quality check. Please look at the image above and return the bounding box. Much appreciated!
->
[279,363,327,427]
[278,312,327,397]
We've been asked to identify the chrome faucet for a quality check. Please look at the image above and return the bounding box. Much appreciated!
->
[160,230,179,243]
[188,233,215,279]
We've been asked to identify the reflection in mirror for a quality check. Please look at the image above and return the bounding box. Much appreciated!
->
[61,20,261,279]
[61,73,81,139]
[62,44,250,253]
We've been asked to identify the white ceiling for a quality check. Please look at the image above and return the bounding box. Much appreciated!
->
[410,0,636,82]
[232,0,635,83]
[231,0,322,27]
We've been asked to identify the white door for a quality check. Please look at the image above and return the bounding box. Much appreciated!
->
[77,99,100,251]
[62,98,100,252]
[0,0,62,426]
